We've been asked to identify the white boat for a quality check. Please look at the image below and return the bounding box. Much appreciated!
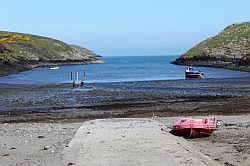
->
[185,67,203,78]
[49,67,59,70]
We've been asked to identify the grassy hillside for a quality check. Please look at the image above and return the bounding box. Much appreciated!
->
[184,22,249,58]
[0,31,74,62]
[173,22,250,71]
[0,31,102,76]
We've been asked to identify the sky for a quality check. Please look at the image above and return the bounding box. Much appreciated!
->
[1,0,249,56]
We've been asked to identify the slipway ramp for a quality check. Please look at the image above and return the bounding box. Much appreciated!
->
[63,118,220,166]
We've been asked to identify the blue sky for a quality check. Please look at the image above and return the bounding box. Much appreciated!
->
[1,0,249,56]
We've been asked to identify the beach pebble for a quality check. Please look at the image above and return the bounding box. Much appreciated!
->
[224,162,234,166]
[42,146,50,150]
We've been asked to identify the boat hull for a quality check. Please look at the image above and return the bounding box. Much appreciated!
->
[49,67,59,70]
[185,74,202,79]
[172,116,217,138]
[185,67,203,79]
[172,127,216,138]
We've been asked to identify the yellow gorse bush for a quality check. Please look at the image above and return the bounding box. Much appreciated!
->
[0,33,32,44]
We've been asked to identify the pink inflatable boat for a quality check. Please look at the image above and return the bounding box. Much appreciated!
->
[172,117,219,138]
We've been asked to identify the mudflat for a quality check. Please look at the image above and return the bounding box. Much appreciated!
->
[0,77,250,123]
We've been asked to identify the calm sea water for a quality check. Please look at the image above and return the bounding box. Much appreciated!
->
[0,55,250,84]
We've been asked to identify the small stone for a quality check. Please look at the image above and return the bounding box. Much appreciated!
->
[2,154,10,157]
[11,147,17,150]
[87,131,90,134]
[42,146,50,150]
[37,135,45,138]
[224,162,234,166]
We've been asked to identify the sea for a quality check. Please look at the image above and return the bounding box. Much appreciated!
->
[0,55,250,84]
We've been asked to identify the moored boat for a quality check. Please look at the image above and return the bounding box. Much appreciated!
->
[172,117,218,138]
[185,67,203,78]
[49,66,59,70]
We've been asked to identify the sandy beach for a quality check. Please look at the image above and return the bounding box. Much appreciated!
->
[0,115,249,166]
[0,122,81,166]
[0,77,250,165]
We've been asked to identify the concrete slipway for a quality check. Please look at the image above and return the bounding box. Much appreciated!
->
[63,118,220,166]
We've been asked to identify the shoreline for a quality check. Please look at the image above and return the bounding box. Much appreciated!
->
[171,59,250,72]
[171,58,250,73]
[0,59,104,77]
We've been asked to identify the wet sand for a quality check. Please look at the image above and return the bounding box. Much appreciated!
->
[0,77,250,165]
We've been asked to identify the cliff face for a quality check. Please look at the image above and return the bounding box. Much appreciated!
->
[173,22,250,72]
[0,31,103,76]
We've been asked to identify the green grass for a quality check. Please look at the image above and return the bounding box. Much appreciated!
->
[184,22,250,58]
[0,31,73,63]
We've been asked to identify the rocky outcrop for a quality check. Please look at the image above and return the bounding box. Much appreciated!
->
[172,22,250,72]
[67,45,103,64]
[0,31,103,76]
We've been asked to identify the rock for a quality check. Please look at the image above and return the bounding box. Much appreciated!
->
[37,135,45,138]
